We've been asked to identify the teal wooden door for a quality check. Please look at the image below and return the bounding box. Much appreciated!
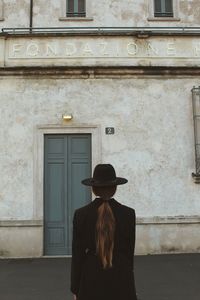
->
[44,134,91,255]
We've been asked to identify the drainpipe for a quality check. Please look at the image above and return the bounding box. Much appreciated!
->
[30,0,33,32]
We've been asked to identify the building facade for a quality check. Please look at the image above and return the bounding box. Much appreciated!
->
[0,0,200,257]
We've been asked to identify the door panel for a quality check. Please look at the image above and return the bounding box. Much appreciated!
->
[67,135,91,254]
[48,163,64,222]
[44,134,91,255]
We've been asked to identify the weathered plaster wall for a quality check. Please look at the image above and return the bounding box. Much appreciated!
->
[0,224,43,257]
[179,0,200,25]
[0,76,199,220]
[0,0,29,28]
[31,0,200,27]
[0,0,199,258]
[136,222,200,255]
[0,75,199,256]
[0,0,200,29]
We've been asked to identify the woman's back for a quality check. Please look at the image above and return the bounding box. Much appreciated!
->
[70,197,137,300]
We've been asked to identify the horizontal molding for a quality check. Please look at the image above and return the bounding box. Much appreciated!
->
[137,216,200,225]
[37,124,100,130]
[1,66,200,77]
[2,26,200,37]
[0,217,200,227]
[59,17,93,22]
[0,220,43,227]
[147,17,181,22]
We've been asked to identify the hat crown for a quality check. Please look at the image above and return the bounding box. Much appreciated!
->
[81,163,128,186]
[93,164,116,183]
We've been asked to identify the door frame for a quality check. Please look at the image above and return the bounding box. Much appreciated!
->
[33,124,101,256]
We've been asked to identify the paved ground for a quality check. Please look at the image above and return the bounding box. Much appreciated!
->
[0,253,199,300]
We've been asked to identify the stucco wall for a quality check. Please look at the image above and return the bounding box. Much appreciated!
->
[0,221,43,257]
[0,74,200,256]
[0,0,200,29]
[0,0,199,258]
[0,0,29,28]
[136,222,200,255]
[0,76,199,220]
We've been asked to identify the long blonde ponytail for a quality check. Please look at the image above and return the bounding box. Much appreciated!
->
[93,186,116,269]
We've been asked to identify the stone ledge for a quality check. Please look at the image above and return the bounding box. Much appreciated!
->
[1,66,200,77]
[137,216,200,225]
[147,17,180,22]
[59,17,93,22]
[0,217,199,227]
[0,220,43,227]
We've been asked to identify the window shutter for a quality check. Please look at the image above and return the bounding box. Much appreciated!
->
[67,0,74,15]
[78,0,85,16]
[165,0,173,15]
[154,0,173,17]
[67,0,86,17]
[154,0,162,15]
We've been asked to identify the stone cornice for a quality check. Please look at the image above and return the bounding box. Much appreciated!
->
[1,66,200,77]
[0,217,200,227]
[137,216,200,225]
[2,27,200,37]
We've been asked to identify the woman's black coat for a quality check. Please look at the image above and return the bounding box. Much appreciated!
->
[70,197,137,300]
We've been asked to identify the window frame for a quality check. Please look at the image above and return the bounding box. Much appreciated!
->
[66,0,86,18]
[0,0,4,21]
[148,0,180,22]
[191,86,200,183]
[154,0,173,18]
[59,0,93,21]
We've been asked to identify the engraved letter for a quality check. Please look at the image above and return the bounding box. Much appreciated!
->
[127,42,138,56]
[99,42,109,56]
[26,43,39,57]
[147,43,159,56]
[82,43,94,56]
[12,44,23,57]
[194,43,200,56]
[65,43,76,56]
[167,42,176,56]
[46,43,57,56]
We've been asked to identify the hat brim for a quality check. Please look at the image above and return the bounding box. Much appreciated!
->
[81,177,128,186]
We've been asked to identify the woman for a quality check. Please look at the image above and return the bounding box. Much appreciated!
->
[70,164,137,300]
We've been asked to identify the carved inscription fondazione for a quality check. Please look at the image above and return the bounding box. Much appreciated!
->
[7,38,200,60]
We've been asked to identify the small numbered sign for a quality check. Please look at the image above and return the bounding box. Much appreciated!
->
[105,127,115,135]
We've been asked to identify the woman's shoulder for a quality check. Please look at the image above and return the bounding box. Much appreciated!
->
[74,199,136,221]
[74,203,91,218]
[118,202,135,215]
[116,203,136,225]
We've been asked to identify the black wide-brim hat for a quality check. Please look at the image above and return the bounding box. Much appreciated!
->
[81,164,128,186]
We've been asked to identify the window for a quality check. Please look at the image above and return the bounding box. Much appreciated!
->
[154,0,173,17]
[66,0,86,17]
[0,0,4,21]
[191,86,200,183]
[148,0,179,21]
